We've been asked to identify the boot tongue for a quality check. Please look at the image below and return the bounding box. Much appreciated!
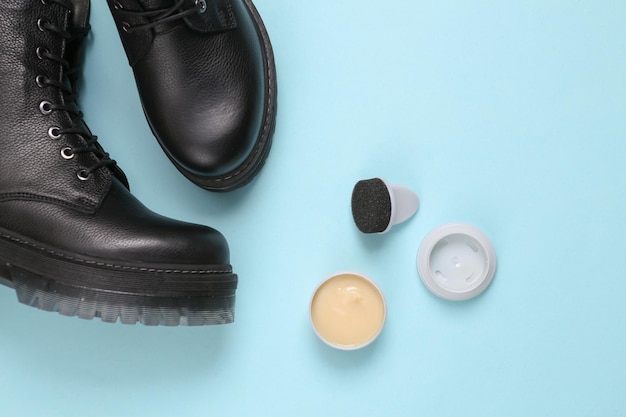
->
[68,0,91,29]
[183,0,237,33]
[139,0,237,33]
[140,0,178,9]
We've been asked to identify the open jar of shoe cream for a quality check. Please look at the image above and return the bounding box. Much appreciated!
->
[310,272,386,350]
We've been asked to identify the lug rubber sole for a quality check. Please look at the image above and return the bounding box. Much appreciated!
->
[0,230,237,326]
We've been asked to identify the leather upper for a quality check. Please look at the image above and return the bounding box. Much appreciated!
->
[108,0,272,182]
[0,177,229,264]
[0,0,230,266]
[0,1,111,212]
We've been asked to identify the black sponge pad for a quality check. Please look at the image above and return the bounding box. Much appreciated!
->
[351,178,392,233]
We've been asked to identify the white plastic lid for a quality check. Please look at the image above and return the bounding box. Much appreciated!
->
[417,223,496,301]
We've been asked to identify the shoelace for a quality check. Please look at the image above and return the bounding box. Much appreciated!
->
[114,0,206,33]
[39,0,117,180]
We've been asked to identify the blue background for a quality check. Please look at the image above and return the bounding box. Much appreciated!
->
[1,0,625,415]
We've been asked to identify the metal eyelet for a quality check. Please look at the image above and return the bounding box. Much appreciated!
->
[121,21,131,32]
[195,0,207,13]
[113,1,123,10]
[61,147,74,160]
[41,0,51,5]
[37,18,47,32]
[77,170,91,181]
[39,100,53,115]
[48,126,62,140]
[36,46,49,60]
[36,74,48,88]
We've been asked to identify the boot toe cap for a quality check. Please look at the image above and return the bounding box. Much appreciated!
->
[126,0,275,191]
[166,98,263,178]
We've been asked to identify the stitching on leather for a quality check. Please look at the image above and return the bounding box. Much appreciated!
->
[223,1,235,24]
[0,232,232,275]
[0,193,98,213]
[208,0,276,185]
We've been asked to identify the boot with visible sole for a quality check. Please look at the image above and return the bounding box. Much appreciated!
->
[107,0,277,191]
[0,0,237,326]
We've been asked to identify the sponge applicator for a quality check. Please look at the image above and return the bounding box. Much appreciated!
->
[351,178,420,234]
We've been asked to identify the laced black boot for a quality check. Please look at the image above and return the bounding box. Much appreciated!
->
[107,0,277,191]
[0,0,237,326]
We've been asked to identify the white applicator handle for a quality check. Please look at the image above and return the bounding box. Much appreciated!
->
[383,180,420,233]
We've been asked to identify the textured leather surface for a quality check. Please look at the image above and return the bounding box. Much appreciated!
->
[108,0,275,187]
[0,177,229,264]
[0,1,111,212]
[0,0,230,266]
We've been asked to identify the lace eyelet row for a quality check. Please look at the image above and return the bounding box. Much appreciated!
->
[36,48,89,180]
[34,9,105,182]
[112,1,131,31]
[38,98,92,180]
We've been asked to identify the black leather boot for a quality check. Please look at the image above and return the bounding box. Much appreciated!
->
[0,0,237,326]
[107,0,277,191]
